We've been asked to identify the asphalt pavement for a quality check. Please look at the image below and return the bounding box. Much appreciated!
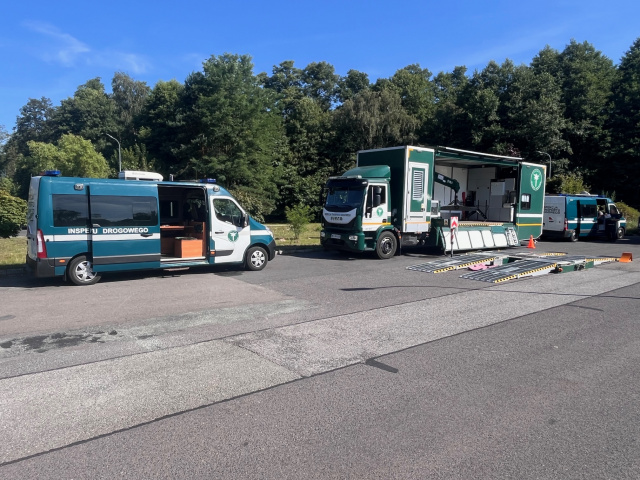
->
[0,235,639,477]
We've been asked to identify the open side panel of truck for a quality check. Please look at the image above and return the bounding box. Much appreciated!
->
[404,147,434,233]
[515,162,545,240]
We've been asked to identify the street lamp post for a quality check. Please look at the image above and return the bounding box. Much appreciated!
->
[105,133,122,173]
[536,151,552,179]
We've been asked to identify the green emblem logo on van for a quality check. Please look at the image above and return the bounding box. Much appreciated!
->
[530,169,543,191]
[376,207,384,217]
[228,231,239,242]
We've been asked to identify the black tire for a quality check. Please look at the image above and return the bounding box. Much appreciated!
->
[375,231,397,259]
[609,227,624,242]
[567,230,578,242]
[245,246,268,271]
[67,255,101,286]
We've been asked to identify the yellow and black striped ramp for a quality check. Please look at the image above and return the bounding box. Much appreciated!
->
[407,253,503,274]
[460,259,558,283]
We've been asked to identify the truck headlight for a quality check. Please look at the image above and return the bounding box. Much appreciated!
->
[320,231,326,238]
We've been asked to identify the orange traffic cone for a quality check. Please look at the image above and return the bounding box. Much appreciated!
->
[527,235,535,249]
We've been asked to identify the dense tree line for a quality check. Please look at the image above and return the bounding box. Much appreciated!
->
[1,39,640,221]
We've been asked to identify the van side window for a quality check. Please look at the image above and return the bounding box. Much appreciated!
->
[52,194,89,227]
[609,204,619,216]
[580,204,597,218]
[213,198,243,227]
[91,196,158,226]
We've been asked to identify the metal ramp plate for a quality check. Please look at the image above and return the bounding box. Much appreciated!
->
[460,259,558,283]
[407,253,504,273]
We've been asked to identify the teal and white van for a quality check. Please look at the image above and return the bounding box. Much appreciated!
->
[26,171,276,285]
[543,194,626,242]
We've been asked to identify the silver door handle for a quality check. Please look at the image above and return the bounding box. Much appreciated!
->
[215,231,224,234]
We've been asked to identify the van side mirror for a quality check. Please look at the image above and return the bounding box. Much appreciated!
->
[243,213,250,227]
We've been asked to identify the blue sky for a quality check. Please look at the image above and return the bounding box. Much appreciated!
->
[1,0,639,134]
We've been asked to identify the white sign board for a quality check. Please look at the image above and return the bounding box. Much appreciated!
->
[450,216,459,230]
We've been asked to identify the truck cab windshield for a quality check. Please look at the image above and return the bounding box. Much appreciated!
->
[326,187,365,209]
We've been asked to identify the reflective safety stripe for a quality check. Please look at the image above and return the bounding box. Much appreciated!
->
[48,233,161,241]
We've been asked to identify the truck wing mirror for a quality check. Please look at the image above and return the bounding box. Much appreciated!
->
[243,213,249,227]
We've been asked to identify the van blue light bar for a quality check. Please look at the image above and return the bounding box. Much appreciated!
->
[44,170,61,176]
[200,178,216,183]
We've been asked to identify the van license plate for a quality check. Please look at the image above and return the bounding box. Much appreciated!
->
[331,234,341,239]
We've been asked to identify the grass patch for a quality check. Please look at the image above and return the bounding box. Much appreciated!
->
[0,236,27,269]
[267,223,321,246]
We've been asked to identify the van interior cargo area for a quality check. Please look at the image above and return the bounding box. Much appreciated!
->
[158,185,208,261]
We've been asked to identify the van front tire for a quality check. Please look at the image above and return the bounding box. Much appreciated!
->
[68,255,101,286]
[245,246,267,271]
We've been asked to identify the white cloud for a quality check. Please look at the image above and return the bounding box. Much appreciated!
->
[89,51,152,75]
[22,21,151,74]
[24,21,90,66]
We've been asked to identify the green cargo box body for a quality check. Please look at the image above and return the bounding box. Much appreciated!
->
[357,146,435,234]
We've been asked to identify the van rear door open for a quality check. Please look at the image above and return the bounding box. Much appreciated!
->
[88,182,161,272]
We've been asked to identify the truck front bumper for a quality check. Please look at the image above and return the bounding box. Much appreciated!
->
[320,230,366,252]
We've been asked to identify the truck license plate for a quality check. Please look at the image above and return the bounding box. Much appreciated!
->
[331,234,341,239]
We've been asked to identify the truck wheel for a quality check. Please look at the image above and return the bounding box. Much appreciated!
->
[68,255,101,286]
[376,232,397,259]
[245,246,267,271]
[567,230,578,242]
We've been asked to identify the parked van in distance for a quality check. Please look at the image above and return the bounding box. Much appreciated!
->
[26,171,276,285]
[543,194,626,242]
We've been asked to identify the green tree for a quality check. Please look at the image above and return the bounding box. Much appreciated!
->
[427,66,469,146]
[137,79,184,175]
[383,64,435,142]
[0,191,27,238]
[557,41,616,185]
[53,78,117,157]
[301,61,339,111]
[285,204,312,240]
[336,69,370,103]
[277,96,333,216]
[110,72,151,143]
[177,54,286,215]
[609,38,640,207]
[501,67,569,162]
[332,89,419,172]
[23,134,110,179]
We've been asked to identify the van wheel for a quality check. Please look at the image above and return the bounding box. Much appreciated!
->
[68,255,101,286]
[245,246,267,271]
[609,227,624,242]
[567,230,578,242]
[376,231,397,259]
